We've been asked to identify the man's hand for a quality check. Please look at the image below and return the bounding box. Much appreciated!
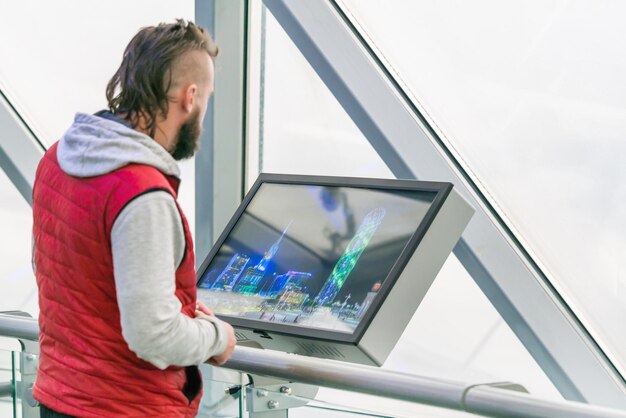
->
[194,300,236,365]
[207,321,236,366]
[195,300,214,317]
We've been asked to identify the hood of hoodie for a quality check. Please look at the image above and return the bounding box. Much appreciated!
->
[57,112,180,178]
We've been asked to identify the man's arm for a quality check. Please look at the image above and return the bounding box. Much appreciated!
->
[111,190,230,370]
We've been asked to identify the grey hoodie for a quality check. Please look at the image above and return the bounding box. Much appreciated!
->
[55,112,228,369]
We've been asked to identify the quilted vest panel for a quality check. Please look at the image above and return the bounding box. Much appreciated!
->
[31,143,201,417]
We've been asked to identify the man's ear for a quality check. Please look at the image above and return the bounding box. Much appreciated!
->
[182,84,197,114]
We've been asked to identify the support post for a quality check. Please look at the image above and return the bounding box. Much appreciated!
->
[195,0,248,262]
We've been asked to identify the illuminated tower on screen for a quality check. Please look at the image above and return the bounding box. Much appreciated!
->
[315,208,386,306]
[233,222,291,294]
[256,222,290,273]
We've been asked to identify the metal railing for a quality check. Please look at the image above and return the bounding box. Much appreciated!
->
[1,313,626,418]
[0,381,12,398]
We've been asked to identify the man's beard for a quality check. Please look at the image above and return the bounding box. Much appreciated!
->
[171,109,202,161]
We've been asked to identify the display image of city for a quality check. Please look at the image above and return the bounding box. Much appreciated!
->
[197,184,436,333]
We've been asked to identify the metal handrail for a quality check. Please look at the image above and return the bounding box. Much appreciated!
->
[225,345,626,418]
[0,314,38,342]
[0,381,12,398]
[1,313,625,417]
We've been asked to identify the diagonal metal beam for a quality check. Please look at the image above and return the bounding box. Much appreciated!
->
[0,90,45,206]
[263,0,626,408]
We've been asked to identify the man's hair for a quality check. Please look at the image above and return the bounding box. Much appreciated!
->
[106,19,218,136]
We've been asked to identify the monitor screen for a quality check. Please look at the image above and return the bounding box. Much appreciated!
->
[197,182,437,335]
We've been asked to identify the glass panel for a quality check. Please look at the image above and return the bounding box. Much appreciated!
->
[0,348,17,418]
[0,343,39,418]
[339,0,626,375]
[0,170,37,317]
[261,387,471,418]
[296,408,392,417]
[0,1,192,144]
[248,386,406,417]
[12,351,20,418]
[200,370,475,417]
[250,5,562,415]
[199,364,244,417]
[0,1,196,223]
[257,5,392,178]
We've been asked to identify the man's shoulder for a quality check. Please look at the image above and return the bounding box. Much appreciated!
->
[110,163,166,177]
[104,164,176,231]
[109,163,172,191]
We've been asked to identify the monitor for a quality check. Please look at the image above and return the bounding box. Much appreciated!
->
[197,174,473,366]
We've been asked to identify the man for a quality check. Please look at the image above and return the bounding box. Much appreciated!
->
[31,20,236,417]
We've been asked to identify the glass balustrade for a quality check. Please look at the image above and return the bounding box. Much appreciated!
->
[197,366,476,417]
[0,348,18,418]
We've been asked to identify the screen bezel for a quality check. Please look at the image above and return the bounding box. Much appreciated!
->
[196,173,453,344]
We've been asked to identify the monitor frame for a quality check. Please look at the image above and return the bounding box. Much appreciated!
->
[196,173,453,345]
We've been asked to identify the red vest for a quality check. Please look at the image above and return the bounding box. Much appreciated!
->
[32,143,202,417]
